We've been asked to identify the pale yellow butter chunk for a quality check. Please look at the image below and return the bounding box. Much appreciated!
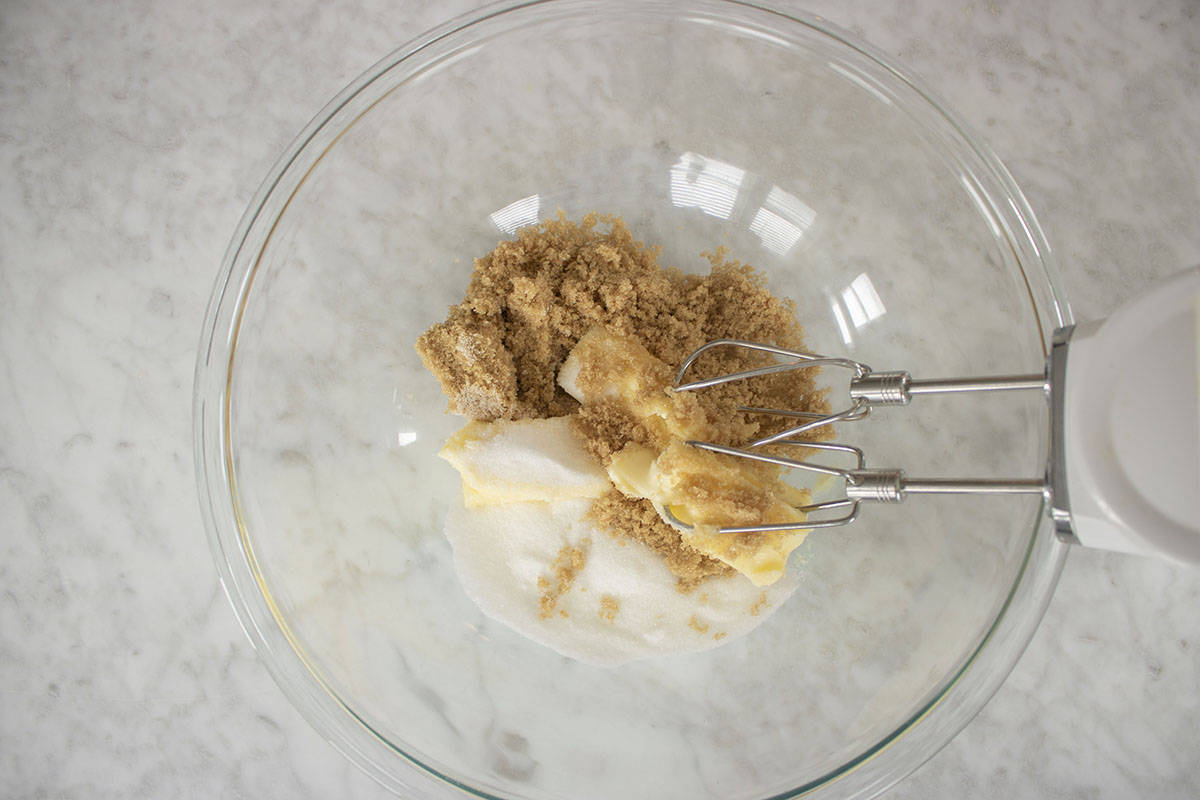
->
[607,442,810,587]
[558,327,702,441]
[440,417,611,506]
[560,327,814,586]
[682,526,806,587]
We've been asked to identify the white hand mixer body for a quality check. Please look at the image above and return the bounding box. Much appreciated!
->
[1054,266,1199,563]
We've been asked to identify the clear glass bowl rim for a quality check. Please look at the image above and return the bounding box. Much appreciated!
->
[193,1,1073,798]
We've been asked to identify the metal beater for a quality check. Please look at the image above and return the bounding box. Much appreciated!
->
[670,338,1050,532]
[663,266,1200,565]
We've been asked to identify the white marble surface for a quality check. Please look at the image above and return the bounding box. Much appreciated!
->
[2,0,1197,797]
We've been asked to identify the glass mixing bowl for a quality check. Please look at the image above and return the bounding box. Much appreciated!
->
[195,2,1071,797]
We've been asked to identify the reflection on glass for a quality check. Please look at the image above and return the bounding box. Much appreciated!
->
[489,194,541,234]
[749,186,816,255]
[828,62,893,105]
[669,151,745,219]
[842,273,886,327]
[831,299,854,346]
[396,430,418,447]
[961,175,1001,237]
[688,16,792,48]
[830,273,886,346]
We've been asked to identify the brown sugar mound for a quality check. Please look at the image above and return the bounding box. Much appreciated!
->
[416,213,826,442]
[417,213,829,590]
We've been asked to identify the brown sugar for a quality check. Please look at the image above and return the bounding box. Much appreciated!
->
[749,591,769,617]
[570,399,651,464]
[416,317,519,421]
[416,213,827,436]
[537,541,589,619]
[418,214,829,591]
[598,594,620,624]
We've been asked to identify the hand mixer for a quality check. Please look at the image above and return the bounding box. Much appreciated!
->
[669,266,1200,566]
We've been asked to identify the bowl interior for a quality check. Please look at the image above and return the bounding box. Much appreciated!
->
[210,4,1060,799]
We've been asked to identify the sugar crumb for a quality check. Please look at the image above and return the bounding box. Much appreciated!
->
[599,594,620,624]
[538,540,589,619]
[750,592,769,616]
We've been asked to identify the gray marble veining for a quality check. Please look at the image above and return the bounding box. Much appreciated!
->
[1,1,1197,798]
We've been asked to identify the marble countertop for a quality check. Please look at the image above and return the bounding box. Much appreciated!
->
[3,0,1197,797]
